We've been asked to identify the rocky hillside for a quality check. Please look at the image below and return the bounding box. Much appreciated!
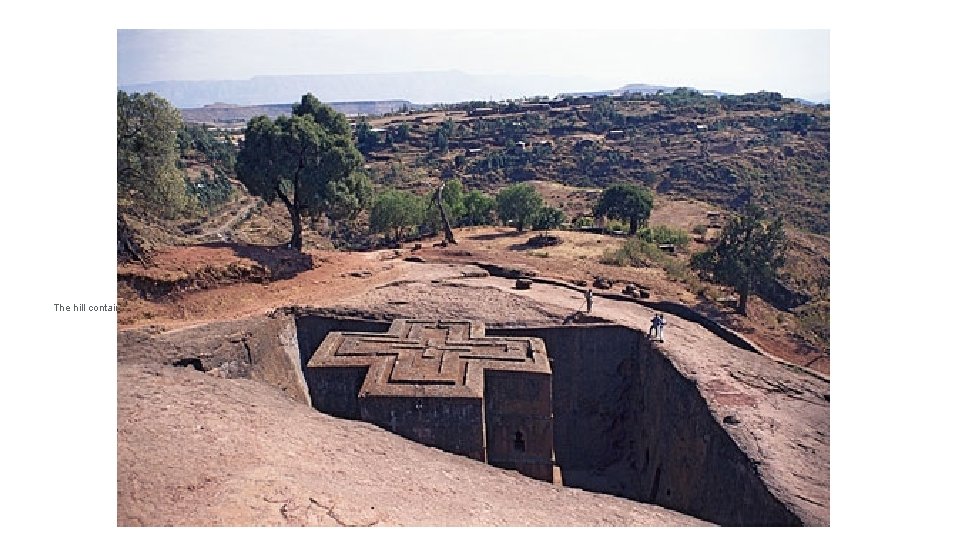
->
[361,90,829,236]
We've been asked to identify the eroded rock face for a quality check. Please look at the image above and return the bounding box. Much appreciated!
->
[117,313,310,406]
[244,314,311,406]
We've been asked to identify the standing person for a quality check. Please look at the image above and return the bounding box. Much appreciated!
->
[649,313,661,339]
[585,288,594,313]
[656,313,666,342]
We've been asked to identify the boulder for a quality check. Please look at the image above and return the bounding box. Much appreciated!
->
[592,276,613,290]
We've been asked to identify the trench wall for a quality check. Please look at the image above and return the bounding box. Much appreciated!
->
[625,336,801,525]
[490,325,801,526]
[245,314,312,406]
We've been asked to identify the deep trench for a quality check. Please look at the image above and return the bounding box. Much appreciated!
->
[292,315,801,526]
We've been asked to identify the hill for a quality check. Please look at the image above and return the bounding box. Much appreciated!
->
[359,90,829,235]
[361,91,829,356]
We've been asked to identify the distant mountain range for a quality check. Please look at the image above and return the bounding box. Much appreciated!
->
[120,70,610,109]
[179,101,416,126]
[119,70,827,113]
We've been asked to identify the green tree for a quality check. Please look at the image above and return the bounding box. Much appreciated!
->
[441,117,456,135]
[369,188,425,242]
[393,122,411,142]
[496,184,543,231]
[691,203,787,314]
[236,94,364,251]
[532,206,565,231]
[355,118,379,153]
[117,91,192,216]
[324,170,372,222]
[432,117,456,152]
[462,189,496,226]
[177,123,238,174]
[434,130,449,153]
[594,183,654,235]
[292,93,352,137]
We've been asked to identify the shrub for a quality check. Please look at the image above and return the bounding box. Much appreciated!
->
[605,219,627,233]
[638,225,690,247]
[600,237,701,287]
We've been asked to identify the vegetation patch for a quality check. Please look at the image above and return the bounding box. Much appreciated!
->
[638,225,690,247]
[600,237,699,288]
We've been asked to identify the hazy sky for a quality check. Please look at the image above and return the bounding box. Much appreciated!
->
[118,29,829,101]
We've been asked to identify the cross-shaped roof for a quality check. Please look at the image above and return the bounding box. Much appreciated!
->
[307,319,550,398]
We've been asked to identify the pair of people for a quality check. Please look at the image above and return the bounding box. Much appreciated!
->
[649,313,666,342]
[582,290,666,343]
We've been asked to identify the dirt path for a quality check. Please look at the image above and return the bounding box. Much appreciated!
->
[119,249,408,330]
[189,196,262,242]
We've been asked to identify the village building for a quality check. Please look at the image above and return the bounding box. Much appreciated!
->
[468,107,495,117]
